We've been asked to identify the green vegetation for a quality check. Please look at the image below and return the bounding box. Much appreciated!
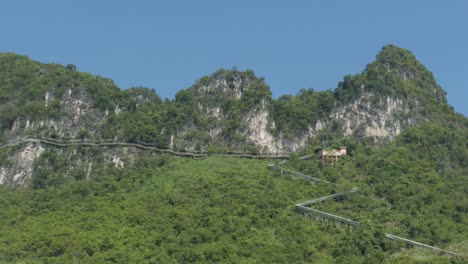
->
[0,46,466,263]
[0,119,466,263]
[289,120,467,262]
[271,88,334,135]
[0,157,335,263]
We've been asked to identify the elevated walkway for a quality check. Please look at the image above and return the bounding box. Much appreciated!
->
[268,155,458,257]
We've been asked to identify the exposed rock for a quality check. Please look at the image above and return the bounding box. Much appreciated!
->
[9,87,108,139]
[0,46,454,186]
[331,93,411,141]
[195,74,246,99]
[0,143,44,185]
[112,156,125,168]
[242,98,278,153]
[44,91,51,107]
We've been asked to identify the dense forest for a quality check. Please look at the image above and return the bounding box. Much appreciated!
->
[0,45,467,263]
[0,120,466,263]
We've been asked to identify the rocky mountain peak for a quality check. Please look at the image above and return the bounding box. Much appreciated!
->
[190,69,272,100]
[335,45,448,109]
[193,69,247,99]
[366,44,438,87]
[0,46,461,186]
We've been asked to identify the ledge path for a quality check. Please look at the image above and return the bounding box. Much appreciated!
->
[0,137,289,159]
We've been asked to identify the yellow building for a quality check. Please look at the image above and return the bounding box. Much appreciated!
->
[316,147,347,165]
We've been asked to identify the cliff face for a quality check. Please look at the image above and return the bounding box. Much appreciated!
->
[10,88,99,138]
[169,45,447,153]
[0,142,44,185]
[214,91,414,152]
[333,94,408,139]
[0,45,455,185]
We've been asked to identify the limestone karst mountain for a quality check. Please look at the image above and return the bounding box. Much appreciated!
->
[0,45,467,263]
[0,45,460,185]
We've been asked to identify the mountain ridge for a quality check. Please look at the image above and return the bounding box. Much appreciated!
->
[0,46,466,263]
[0,44,463,186]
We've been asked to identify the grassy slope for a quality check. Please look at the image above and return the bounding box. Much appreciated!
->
[1,153,465,263]
[0,157,337,263]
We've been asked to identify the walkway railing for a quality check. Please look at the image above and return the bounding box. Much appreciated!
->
[268,155,458,256]
[0,137,289,159]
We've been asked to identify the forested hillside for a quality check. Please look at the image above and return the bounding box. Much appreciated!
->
[0,45,466,263]
[0,119,466,263]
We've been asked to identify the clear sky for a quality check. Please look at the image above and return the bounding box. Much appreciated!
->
[1,0,467,116]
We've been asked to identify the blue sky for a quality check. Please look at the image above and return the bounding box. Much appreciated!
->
[1,0,467,115]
